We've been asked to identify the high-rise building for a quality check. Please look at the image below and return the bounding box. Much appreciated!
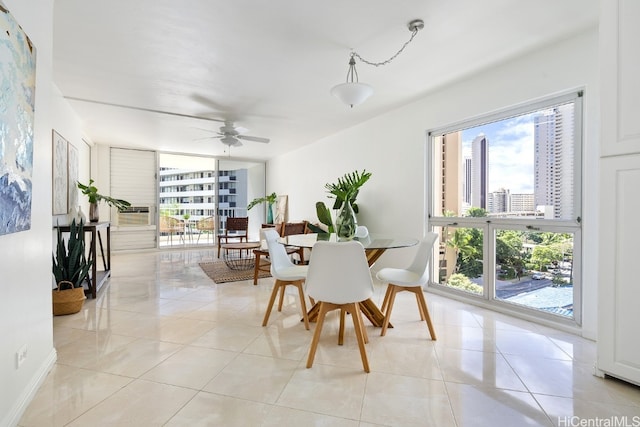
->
[510,193,535,212]
[463,154,472,205]
[159,167,248,225]
[471,134,488,209]
[534,104,574,219]
[434,132,462,216]
[489,188,510,213]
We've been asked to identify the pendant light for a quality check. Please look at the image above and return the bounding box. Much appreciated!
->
[331,19,424,108]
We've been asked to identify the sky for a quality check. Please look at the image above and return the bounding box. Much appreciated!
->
[462,113,536,194]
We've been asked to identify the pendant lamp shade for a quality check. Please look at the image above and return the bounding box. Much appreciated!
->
[330,82,373,108]
[332,19,424,107]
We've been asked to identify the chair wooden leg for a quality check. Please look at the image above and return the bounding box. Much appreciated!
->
[357,304,369,344]
[381,285,393,314]
[416,289,437,340]
[262,280,282,327]
[381,285,398,336]
[253,253,261,286]
[307,302,328,368]
[408,287,426,321]
[297,247,305,264]
[350,303,370,373]
[295,281,309,330]
[340,309,347,343]
[277,284,286,311]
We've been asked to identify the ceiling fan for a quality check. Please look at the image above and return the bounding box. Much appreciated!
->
[203,121,270,147]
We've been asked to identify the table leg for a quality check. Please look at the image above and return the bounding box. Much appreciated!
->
[305,299,392,328]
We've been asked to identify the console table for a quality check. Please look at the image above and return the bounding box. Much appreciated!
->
[55,221,111,298]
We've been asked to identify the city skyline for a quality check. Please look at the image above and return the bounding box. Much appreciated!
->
[462,112,536,194]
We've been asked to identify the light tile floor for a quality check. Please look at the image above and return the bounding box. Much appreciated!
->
[20,249,640,426]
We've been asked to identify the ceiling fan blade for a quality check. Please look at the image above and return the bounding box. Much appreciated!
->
[237,135,270,143]
[193,127,218,133]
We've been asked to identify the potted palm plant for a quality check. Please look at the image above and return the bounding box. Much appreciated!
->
[52,219,93,315]
[247,192,277,224]
[309,170,372,238]
[77,179,131,222]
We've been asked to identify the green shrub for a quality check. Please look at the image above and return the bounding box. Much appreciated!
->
[447,273,483,294]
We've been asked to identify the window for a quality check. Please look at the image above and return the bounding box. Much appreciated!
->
[428,91,583,325]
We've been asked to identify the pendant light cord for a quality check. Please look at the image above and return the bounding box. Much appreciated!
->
[351,23,421,67]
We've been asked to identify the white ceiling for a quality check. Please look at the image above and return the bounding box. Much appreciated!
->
[53,0,598,161]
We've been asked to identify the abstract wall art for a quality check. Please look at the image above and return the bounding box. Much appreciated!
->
[52,130,67,215]
[0,4,37,235]
[67,141,78,213]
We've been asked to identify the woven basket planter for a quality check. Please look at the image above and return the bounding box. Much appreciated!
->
[52,281,86,316]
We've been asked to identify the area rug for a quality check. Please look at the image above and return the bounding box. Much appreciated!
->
[199,261,271,284]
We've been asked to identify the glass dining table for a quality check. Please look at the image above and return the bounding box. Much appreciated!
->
[278,233,419,327]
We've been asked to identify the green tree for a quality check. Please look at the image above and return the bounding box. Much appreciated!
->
[446,229,472,274]
[496,230,524,270]
[530,245,562,270]
[466,207,488,217]
[447,228,483,278]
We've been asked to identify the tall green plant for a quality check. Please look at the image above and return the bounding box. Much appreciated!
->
[324,169,372,213]
[310,170,372,233]
[247,192,277,224]
[247,192,277,211]
[52,219,93,288]
[77,179,131,211]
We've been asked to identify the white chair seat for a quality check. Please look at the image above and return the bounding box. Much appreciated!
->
[273,265,308,281]
[376,268,422,286]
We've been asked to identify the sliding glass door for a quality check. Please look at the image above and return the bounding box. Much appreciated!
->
[157,154,265,248]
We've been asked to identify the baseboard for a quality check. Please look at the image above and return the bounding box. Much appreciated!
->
[2,348,57,427]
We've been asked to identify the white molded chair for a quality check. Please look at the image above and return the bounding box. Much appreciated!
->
[261,229,310,330]
[377,232,439,339]
[305,240,374,373]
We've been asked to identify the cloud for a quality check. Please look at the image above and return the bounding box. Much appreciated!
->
[462,114,536,193]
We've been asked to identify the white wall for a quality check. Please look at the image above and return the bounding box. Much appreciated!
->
[52,83,93,226]
[268,28,600,340]
[0,1,54,425]
[0,1,92,425]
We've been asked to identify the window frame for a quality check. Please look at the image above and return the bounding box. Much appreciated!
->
[426,90,584,327]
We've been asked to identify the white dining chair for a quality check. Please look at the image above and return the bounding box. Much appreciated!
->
[261,229,310,330]
[377,232,439,339]
[305,240,374,372]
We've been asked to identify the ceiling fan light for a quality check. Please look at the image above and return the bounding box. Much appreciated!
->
[221,135,238,146]
[331,82,373,107]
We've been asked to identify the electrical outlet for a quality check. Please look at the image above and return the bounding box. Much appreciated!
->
[16,345,27,369]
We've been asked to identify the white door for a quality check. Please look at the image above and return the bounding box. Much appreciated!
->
[597,0,640,385]
[598,155,640,385]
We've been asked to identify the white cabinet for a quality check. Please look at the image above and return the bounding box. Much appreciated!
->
[599,0,640,157]
[597,0,640,385]
[598,155,640,385]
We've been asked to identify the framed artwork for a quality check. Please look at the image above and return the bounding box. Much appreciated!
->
[0,5,36,235]
[67,142,78,212]
[52,130,68,215]
[275,195,288,224]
